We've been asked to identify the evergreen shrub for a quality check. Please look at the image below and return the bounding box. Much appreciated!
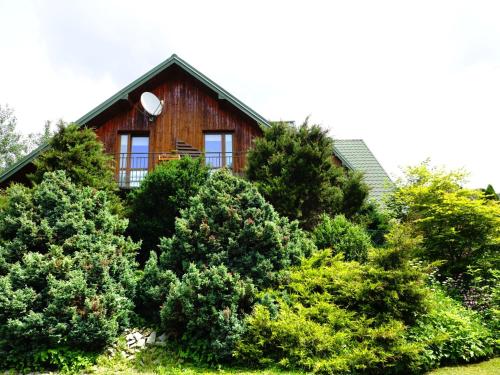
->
[127,156,209,263]
[0,171,138,369]
[312,214,371,262]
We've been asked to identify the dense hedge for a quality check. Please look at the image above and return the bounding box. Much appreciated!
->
[236,248,427,373]
[0,171,138,368]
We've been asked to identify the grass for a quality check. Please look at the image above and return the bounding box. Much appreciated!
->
[426,357,500,375]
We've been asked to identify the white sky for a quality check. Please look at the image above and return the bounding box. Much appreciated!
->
[0,0,499,188]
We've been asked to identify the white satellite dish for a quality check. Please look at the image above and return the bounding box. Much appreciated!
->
[140,92,163,117]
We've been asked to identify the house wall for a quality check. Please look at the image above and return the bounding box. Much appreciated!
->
[92,67,263,173]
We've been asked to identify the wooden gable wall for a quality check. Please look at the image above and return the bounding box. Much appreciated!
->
[92,66,263,172]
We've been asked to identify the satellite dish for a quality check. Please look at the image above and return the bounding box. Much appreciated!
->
[140,92,163,117]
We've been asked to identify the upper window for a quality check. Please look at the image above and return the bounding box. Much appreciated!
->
[204,133,233,169]
[118,134,149,188]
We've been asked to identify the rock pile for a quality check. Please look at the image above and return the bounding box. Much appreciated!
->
[107,329,167,359]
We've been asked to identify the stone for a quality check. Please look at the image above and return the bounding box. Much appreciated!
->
[157,333,167,343]
[146,331,156,345]
[132,331,143,341]
[131,338,146,349]
[126,333,136,342]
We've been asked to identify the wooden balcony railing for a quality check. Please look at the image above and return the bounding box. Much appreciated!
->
[114,151,248,188]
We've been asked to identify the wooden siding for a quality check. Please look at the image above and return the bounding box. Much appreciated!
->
[93,67,262,173]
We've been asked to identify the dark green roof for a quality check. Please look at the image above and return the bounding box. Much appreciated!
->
[333,139,394,203]
[0,54,270,185]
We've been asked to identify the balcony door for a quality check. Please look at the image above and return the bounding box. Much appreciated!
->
[204,133,233,169]
[118,134,149,188]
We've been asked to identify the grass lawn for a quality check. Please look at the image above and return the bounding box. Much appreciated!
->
[426,357,500,375]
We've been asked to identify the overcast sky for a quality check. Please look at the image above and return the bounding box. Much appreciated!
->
[0,0,499,188]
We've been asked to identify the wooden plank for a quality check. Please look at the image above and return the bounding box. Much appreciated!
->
[94,68,263,175]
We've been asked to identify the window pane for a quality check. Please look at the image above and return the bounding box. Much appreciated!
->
[131,136,149,169]
[118,170,128,188]
[225,134,233,169]
[130,170,147,188]
[119,135,128,169]
[131,136,149,154]
[205,134,222,168]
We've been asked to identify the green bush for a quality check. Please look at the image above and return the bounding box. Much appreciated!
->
[236,230,430,374]
[161,264,255,363]
[140,170,313,361]
[135,251,178,325]
[312,214,371,262]
[127,156,210,264]
[246,120,368,229]
[30,123,117,193]
[407,288,496,370]
[159,169,315,288]
[0,171,138,369]
[389,161,500,278]
[353,201,391,246]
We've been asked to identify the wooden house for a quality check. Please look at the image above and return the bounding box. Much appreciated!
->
[0,54,269,188]
[0,55,392,204]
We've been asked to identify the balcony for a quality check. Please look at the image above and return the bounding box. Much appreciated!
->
[115,152,248,188]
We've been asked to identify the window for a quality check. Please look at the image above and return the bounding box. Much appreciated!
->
[204,133,233,169]
[118,134,149,188]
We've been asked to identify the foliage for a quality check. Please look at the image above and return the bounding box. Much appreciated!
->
[31,347,97,373]
[0,171,138,369]
[483,184,499,201]
[160,264,256,363]
[140,170,313,362]
[389,161,500,278]
[353,201,392,246]
[246,120,368,229]
[127,156,209,264]
[312,214,371,262]
[24,119,55,154]
[159,169,315,288]
[236,225,430,374]
[30,123,117,193]
[0,104,26,170]
[435,267,500,337]
[407,288,496,370]
[135,251,178,325]
[92,345,304,375]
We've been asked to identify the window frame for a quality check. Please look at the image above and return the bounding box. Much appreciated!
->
[117,132,150,188]
[203,132,234,170]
